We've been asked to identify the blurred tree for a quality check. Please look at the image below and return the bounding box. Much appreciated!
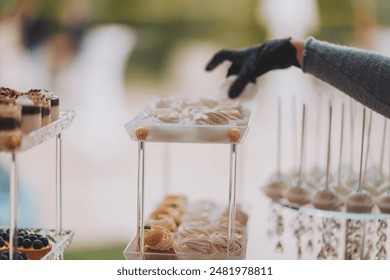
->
[316,0,355,44]
[2,0,389,82]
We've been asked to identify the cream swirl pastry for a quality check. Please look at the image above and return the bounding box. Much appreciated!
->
[148,108,181,123]
[182,105,208,120]
[209,220,247,235]
[195,111,230,125]
[199,98,219,108]
[209,232,243,254]
[145,96,248,126]
[215,107,245,121]
[174,234,216,255]
[162,195,187,210]
[159,200,186,215]
[221,207,248,225]
[144,227,174,252]
[175,225,210,239]
[151,206,182,225]
[147,214,177,232]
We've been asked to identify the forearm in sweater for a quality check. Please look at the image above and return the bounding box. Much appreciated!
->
[297,37,390,117]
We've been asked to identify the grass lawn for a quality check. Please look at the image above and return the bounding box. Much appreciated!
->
[64,242,127,260]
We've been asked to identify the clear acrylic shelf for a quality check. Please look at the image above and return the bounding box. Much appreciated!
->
[0,227,74,260]
[0,110,75,152]
[125,97,255,144]
[41,230,75,260]
[1,110,75,259]
[123,234,247,260]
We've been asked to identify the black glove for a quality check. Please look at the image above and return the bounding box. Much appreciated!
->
[205,38,300,98]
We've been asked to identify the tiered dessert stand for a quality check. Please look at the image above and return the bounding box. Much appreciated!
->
[0,111,75,260]
[123,97,254,260]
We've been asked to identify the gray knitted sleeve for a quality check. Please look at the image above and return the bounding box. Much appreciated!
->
[302,37,390,117]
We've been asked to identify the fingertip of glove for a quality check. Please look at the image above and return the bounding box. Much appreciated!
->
[228,87,241,99]
[205,63,214,71]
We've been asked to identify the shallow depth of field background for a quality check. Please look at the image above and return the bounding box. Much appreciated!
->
[0,0,389,259]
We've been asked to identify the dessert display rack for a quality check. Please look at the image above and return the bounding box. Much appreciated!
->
[124,97,254,260]
[0,110,75,260]
[263,101,390,260]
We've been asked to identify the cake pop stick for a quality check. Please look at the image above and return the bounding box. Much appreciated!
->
[263,98,287,200]
[362,110,373,186]
[349,98,355,176]
[298,104,306,186]
[277,97,282,178]
[337,103,345,187]
[325,104,332,191]
[379,118,387,180]
[286,104,310,205]
[332,103,349,198]
[346,107,375,213]
[358,109,367,193]
[311,103,340,210]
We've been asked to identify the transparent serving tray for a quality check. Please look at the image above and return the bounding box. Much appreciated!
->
[41,230,75,260]
[124,196,249,260]
[125,96,256,144]
[0,227,74,260]
[0,110,75,152]
[124,233,248,260]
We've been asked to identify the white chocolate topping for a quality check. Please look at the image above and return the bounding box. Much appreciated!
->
[16,96,35,106]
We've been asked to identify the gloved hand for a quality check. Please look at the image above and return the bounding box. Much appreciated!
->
[205,38,300,98]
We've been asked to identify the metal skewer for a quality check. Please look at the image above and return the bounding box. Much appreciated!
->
[337,103,345,187]
[325,103,332,190]
[298,104,306,186]
[358,108,367,192]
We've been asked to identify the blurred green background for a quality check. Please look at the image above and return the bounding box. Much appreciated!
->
[1,0,387,83]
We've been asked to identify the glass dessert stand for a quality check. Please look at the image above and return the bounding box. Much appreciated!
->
[0,110,75,260]
[124,96,254,260]
[268,198,390,260]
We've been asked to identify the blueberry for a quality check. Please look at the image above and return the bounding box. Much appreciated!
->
[22,239,32,249]
[29,235,37,242]
[35,234,42,239]
[0,232,8,241]
[17,236,24,246]
[0,238,4,248]
[32,240,43,249]
[0,254,8,260]
[39,237,49,247]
